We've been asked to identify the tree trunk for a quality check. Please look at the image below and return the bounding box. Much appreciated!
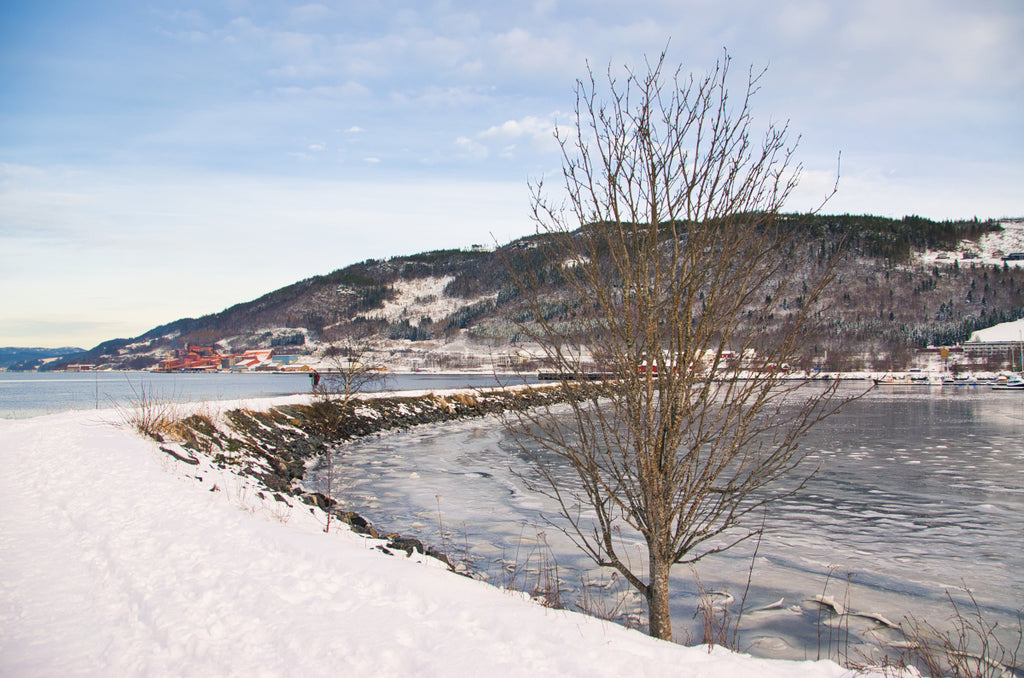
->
[647,554,674,641]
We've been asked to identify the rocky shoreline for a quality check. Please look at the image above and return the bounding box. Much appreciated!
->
[151,384,579,567]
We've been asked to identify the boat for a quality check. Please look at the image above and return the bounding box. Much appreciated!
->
[941,373,979,386]
[990,373,1024,390]
[874,374,914,386]
[873,371,940,386]
[988,331,1024,390]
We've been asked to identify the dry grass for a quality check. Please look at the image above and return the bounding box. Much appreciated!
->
[692,568,739,651]
[450,393,480,409]
[894,587,1022,678]
[496,527,563,609]
[113,380,184,440]
[576,571,638,627]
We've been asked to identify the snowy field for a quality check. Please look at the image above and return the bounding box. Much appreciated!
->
[0,400,889,678]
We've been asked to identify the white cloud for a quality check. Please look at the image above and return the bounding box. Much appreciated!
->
[455,115,559,163]
[479,116,556,147]
[223,16,267,44]
[455,136,488,160]
[493,27,583,76]
[268,62,329,80]
[314,83,373,99]
[393,85,495,110]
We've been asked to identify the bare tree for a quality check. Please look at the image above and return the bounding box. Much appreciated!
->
[506,51,849,641]
[318,340,387,405]
[309,339,386,533]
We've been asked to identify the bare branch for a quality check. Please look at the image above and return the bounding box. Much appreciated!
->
[504,48,853,642]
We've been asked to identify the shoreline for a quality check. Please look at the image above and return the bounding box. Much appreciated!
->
[148,384,579,557]
[0,391,880,677]
[4,383,1018,675]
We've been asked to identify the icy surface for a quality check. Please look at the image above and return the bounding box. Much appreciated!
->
[308,385,1024,661]
[0,405,880,677]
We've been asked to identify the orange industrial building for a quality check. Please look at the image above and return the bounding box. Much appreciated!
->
[156,345,277,372]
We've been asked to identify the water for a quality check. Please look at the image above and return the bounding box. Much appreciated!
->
[308,385,1024,660]
[7,372,1021,659]
[0,371,533,419]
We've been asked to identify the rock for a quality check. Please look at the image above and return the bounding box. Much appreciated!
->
[159,385,579,579]
[387,537,426,556]
[262,473,292,494]
[159,445,200,465]
[299,492,335,510]
[337,511,369,530]
[425,546,453,570]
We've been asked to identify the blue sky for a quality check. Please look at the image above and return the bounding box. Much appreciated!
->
[2,1,1023,349]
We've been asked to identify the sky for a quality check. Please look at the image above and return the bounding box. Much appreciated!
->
[2,1,1023,349]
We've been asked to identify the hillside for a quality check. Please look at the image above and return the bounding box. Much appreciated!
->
[49,215,1024,373]
[2,346,84,371]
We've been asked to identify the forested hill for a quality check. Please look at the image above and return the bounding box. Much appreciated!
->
[2,347,84,371]
[782,213,1001,261]
[47,214,1024,372]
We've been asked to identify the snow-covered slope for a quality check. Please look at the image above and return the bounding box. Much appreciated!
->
[918,218,1024,266]
[368,274,496,326]
[0,403,885,678]
[969,316,1024,343]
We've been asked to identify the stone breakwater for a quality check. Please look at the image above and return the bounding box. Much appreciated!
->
[150,385,578,564]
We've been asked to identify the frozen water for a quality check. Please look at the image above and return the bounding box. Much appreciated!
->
[308,384,1024,658]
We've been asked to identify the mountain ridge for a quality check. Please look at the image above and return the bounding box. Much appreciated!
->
[1,347,85,371]
[37,214,1024,372]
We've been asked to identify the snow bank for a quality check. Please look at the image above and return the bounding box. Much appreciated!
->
[0,407,884,678]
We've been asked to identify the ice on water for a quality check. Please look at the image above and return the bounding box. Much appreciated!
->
[309,385,1024,660]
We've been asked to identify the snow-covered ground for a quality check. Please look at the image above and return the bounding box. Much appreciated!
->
[968,316,1024,343]
[0,400,889,678]
[917,218,1024,267]
[366,275,498,326]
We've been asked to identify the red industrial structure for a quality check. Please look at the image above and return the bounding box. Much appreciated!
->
[156,344,291,372]
[156,345,225,372]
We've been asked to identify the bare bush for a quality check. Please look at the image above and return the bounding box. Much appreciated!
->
[897,587,1022,678]
[113,379,182,440]
[318,340,387,405]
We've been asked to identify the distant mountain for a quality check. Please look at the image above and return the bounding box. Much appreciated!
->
[1,347,85,371]
[46,215,1024,372]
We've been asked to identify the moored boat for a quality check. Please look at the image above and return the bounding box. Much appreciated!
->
[873,372,937,386]
[941,373,980,386]
[990,373,1024,390]
[874,374,914,386]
